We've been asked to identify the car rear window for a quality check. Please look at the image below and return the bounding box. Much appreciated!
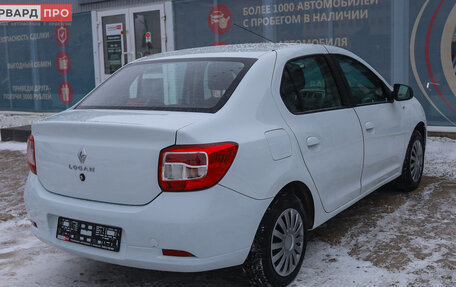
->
[76,58,256,113]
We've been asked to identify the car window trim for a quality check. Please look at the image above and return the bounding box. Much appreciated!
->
[323,54,353,108]
[280,53,350,115]
[290,105,353,116]
[354,100,392,108]
[329,54,393,107]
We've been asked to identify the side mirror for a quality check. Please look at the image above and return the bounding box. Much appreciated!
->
[393,84,414,101]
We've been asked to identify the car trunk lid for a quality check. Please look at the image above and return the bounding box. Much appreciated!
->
[33,109,209,205]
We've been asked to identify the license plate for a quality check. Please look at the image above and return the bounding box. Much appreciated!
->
[56,217,122,252]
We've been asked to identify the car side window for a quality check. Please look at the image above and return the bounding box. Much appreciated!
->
[335,55,389,105]
[280,56,343,114]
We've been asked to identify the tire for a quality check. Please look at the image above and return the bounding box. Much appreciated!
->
[393,130,425,192]
[243,193,308,287]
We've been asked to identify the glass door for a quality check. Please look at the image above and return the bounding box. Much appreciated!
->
[129,5,166,60]
[98,9,130,82]
[98,6,166,82]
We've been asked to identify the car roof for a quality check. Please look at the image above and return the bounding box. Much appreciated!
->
[135,43,329,62]
[129,43,391,87]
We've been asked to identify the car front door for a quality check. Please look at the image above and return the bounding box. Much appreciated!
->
[333,54,406,193]
[276,54,364,213]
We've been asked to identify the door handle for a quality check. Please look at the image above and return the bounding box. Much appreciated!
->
[365,122,375,131]
[306,136,320,147]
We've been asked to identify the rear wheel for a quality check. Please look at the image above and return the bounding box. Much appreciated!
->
[243,193,308,287]
[394,130,425,191]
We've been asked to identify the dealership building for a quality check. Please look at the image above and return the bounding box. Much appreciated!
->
[1,0,455,130]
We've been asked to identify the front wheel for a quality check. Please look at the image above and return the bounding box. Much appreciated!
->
[394,130,425,191]
[243,193,308,287]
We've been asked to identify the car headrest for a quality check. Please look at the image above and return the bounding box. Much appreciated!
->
[207,62,235,91]
[286,62,305,91]
[140,78,163,101]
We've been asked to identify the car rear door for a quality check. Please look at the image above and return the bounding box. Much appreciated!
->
[332,54,406,193]
[274,52,364,213]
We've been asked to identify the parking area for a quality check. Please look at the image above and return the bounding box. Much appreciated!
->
[0,137,455,287]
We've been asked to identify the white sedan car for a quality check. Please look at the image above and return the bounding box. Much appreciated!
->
[25,44,426,286]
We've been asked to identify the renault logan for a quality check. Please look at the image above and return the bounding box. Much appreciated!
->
[25,44,426,286]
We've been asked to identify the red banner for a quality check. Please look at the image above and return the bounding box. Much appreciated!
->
[0,4,72,22]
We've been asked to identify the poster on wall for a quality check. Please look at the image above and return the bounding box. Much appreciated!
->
[173,0,392,81]
[0,12,95,112]
[105,23,124,74]
[410,0,456,127]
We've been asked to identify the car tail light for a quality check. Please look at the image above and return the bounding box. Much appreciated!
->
[27,135,37,174]
[162,249,195,257]
[158,142,238,192]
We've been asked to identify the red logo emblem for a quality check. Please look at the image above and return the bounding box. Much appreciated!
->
[54,23,69,46]
[58,82,73,105]
[208,5,232,35]
[55,51,71,75]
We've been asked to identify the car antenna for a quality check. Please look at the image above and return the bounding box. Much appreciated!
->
[232,23,275,43]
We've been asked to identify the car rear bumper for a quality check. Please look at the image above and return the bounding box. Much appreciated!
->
[24,173,271,272]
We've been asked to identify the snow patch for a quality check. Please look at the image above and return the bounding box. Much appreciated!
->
[0,112,50,129]
[0,141,27,152]
[298,241,413,286]
[423,136,456,179]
